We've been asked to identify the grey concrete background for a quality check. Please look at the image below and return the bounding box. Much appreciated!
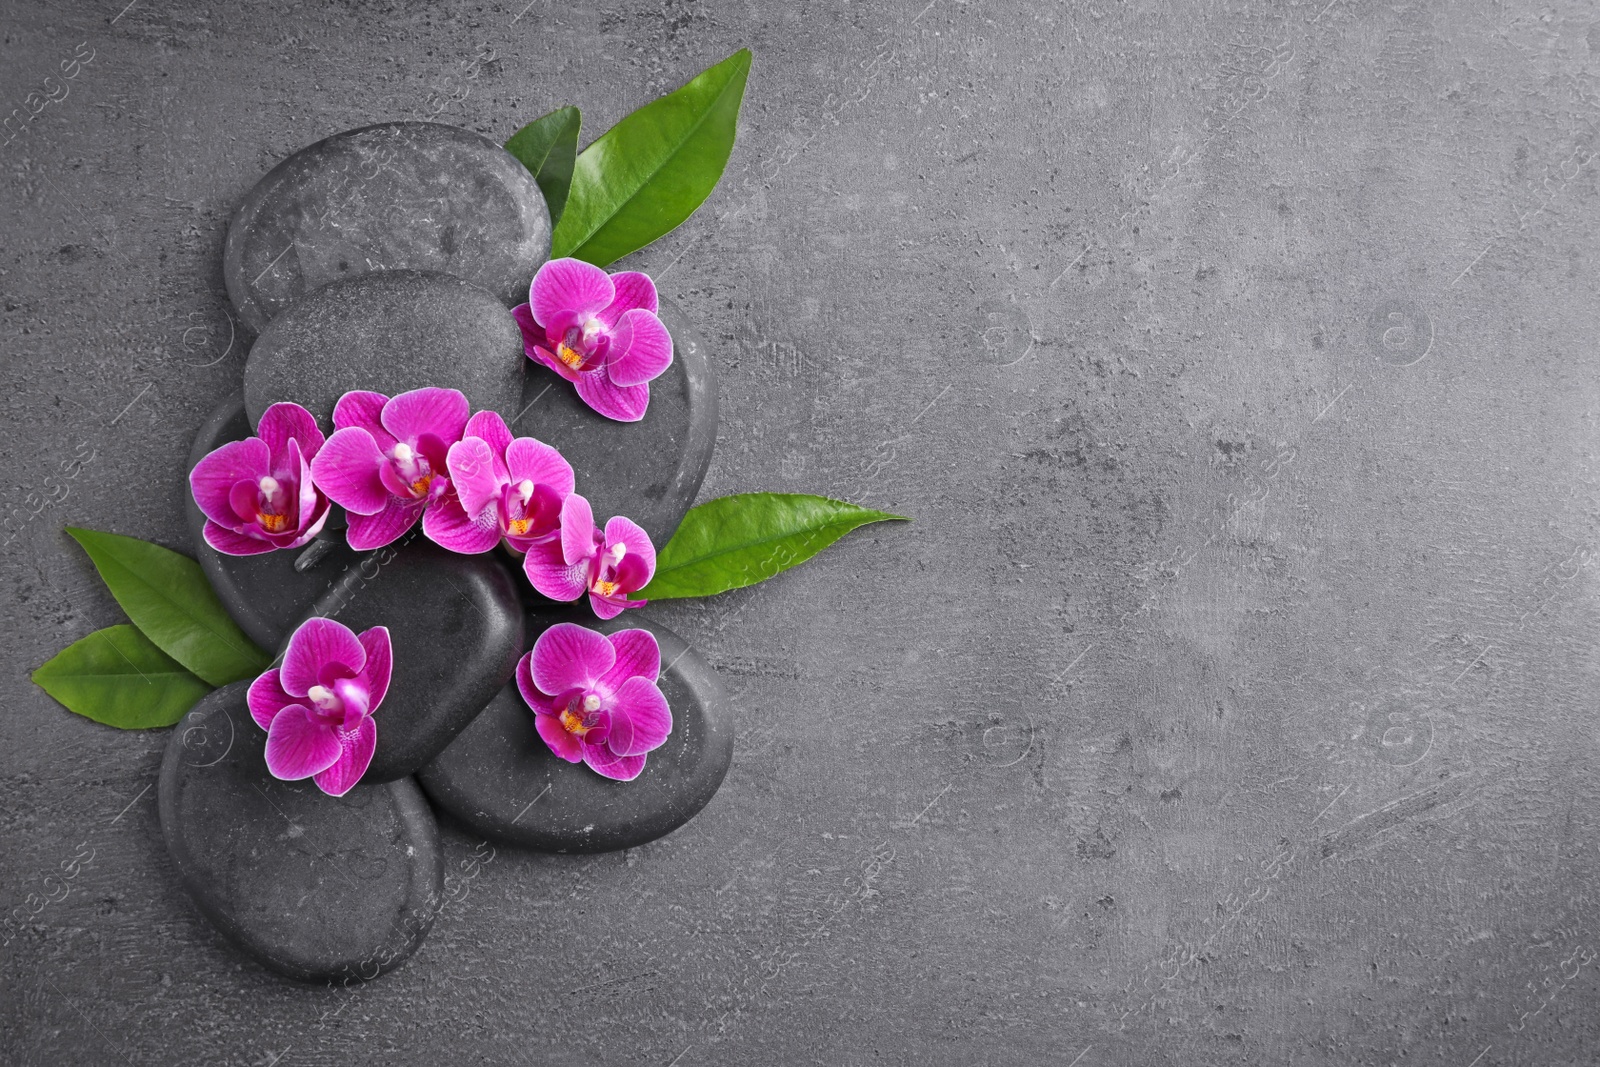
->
[3,0,1599,1064]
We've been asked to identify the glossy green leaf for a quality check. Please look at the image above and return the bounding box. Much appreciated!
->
[33,625,211,729]
[637,493,908,600]
[66,527,270,686]
[550,48,751,266]
[506,106,581,226]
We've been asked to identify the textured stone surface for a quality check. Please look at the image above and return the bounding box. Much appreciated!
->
[513,296,716,548]
[419,613,733,853]
[224,121,550,334]
[158,683,443,983]
[184,393,358,650]
[11,4,1600,1066]
[242,269,525,432]
[301,538,524,783]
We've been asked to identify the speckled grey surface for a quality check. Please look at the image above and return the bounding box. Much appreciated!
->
[158,683,444,984]
[223,120,551,334]
[419,612,734,853]
[6,2,1600,1065]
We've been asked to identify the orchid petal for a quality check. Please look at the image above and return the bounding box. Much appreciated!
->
[228,480,263,525]
[606,676,672,757]
[332,390,392,442]
[583,746,647,781]
[524,545,590,602]
[264,706,343,780]
[288,437,322,533]
[530,258,614,332]
[531,622,615,694]
[247,669,297,730]
[604,516,656,578]
[515,651,556,715]
[446,437,504,518]
[560,493,596,566]
[423,494,502,554]
[607,309,674,388]
[190,438,271,526]
[505,438,575,497]
[613,553,653,596]
[380,387,470,447]
[310,427,390,515]
[595,271,658,329]
[534,712,585,763]
[601,629,661,688]
[512,303,559,359]
[588,591,637,620]
[574,372,650,423]
[202,522,276,556]
[257,402,325,462]
[356,626,392,714]
[282,616,366,696]
[312,717,377,797]
[463,410,514,458]
[347,498,423,551]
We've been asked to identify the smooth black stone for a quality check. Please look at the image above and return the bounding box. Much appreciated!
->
[511,296,717,549]
[242,270,525,433]
[158,682,443,984]
[417,613,733,853]
[185,393,359,651]
[224,121,550,335]
[301,539,524,783]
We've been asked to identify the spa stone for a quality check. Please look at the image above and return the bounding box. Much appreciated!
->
[158,682,444,984]
[224,121,550,334]
[418,613,733,853]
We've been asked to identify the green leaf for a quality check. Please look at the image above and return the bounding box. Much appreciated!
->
[637,493,908,600]
[33,625,212,729]
[506,106,582,227]
[550,48,752,266]
[65,527,270,687]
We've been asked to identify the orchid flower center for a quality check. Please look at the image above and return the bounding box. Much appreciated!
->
[557,692,605,738]
[506,479,537,535]
[554,319,610,373]
[390,441,436,498]
[307,684,342,717]
[592,541,628,597]
[256,476,290,533]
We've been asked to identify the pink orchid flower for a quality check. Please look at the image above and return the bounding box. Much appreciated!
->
[511,257,674,423]
[516,622,672,781]
[426,410,575,555]
[247,617,392,797]
[523,493,655,620]
[190,402,330,556]
[309,387,470,551]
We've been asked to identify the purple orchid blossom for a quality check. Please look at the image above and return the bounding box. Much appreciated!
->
[309,387,470,551]
[426,410,575,555]
[190,402,331,556]
[516,622,672,781]
[511,258,673,423]
[523,493,655,620]
[247,617,392,797]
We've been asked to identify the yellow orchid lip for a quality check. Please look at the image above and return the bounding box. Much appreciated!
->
[556,342,587,370]
[258,511,290,533]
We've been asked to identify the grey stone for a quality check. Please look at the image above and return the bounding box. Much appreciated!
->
[512,296,717,549]
[417,612,733,853]
[158,682,443,984]
[242,270,525,433]
[302,538,524,783]
[184,393,359,650]
[224,121,550,335]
